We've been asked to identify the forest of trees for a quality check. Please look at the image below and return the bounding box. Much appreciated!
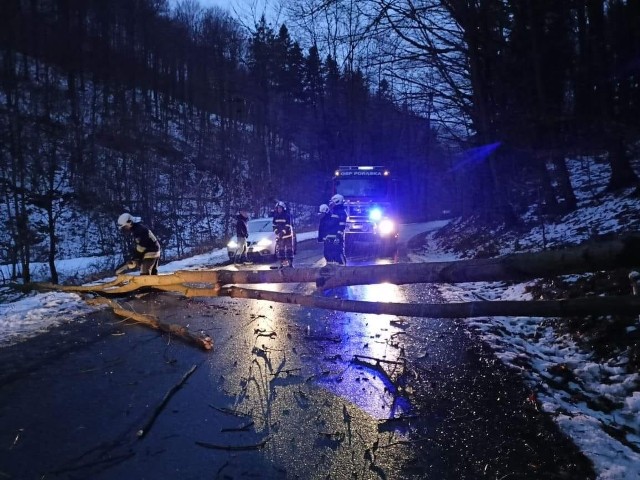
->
[284,0,640,218]
[1,0,639,283]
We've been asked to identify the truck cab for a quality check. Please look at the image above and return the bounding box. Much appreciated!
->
[332,166,399,257]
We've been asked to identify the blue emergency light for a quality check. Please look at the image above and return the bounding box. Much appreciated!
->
[369,208,383,222]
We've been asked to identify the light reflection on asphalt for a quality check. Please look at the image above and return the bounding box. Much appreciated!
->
[219,255,413,423]
[306,257,413,421]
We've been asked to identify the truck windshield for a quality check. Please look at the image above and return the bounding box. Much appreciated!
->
[335,179,388,198]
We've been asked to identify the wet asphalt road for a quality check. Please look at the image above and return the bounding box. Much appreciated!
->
[0,233,595,479]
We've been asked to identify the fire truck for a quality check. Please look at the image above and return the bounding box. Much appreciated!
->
[332,165,399,257]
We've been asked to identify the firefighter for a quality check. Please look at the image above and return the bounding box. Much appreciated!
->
[317,203,333,264]
[325,194,347,265]
[116,213,161,275]
[272,201,294,267]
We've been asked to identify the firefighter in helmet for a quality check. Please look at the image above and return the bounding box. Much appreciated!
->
[317,203,334,265]
[116,213,161,275]
[272,201,294,267]
[325,194,347,265]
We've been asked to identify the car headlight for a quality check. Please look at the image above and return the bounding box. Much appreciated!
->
[257,238,272,246]
[378,219,395,236]
[227,240,238,249]
[369,208,383,222]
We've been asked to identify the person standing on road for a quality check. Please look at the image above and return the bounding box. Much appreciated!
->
[317,203,333,265]
[272,201,294,268]
[325,194,347,265]
[117,213,161,275]
[234,208,250,264]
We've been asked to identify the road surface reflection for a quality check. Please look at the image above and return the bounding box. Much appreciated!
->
[311,278,412,420]
[218,259,413,424]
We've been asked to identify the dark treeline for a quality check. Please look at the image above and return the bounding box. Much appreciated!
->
[450,0,640,220]
[0,0,443,283]
[336,0,640,220]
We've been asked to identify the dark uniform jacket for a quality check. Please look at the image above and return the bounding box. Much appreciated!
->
[236,213,249,238]
[131,223,161,260]
[327,205,347,240]
[318,213,332,242]
[273,209,293,239]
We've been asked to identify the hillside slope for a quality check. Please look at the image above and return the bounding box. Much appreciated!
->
[411,156,640,479]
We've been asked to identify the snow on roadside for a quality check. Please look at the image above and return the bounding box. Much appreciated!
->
[0,231,319,348]
[407,250,640,478]
[0,291,104,348]
[409,187,640,479]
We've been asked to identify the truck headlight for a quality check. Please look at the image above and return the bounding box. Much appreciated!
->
[227,240,238,249]
[378,219,395,236]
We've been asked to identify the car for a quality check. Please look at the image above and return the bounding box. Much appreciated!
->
[227,217,297,261]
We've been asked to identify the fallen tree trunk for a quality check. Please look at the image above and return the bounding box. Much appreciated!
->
[40,233,640,293]
[33,234,640,321]
[222,286,640,318]
[311,233,640,289]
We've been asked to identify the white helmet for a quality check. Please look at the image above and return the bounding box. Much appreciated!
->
[117,213,133,229]
[330,194,344,206]
[275,201,286,209]
[319,204,330,214]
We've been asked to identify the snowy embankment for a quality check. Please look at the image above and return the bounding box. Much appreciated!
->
[413,259,640,480]
[408,156,640,480]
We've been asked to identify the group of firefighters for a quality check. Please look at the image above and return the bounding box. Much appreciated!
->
[269,193,348,267]
[115,193,348,275]
[235,193,347,269]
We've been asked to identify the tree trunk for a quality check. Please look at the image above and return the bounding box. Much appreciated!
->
[47,203,58,284]
[549,154,578,212]
[532,153,560,215]
[223,286,640,319]
[36,232,640,320]
[45,233,640,293]
[606,133,639,192]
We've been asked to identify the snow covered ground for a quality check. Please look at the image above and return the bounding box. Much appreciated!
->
[0,231,318,348]
[408,242,640,480]
[408,157,640,480]
[1,157,640,478]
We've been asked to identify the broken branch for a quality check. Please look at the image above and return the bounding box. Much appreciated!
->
[220,421,254,432]
[195,437,270,450]
[137,364,198,439]
[109,301,213,351]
